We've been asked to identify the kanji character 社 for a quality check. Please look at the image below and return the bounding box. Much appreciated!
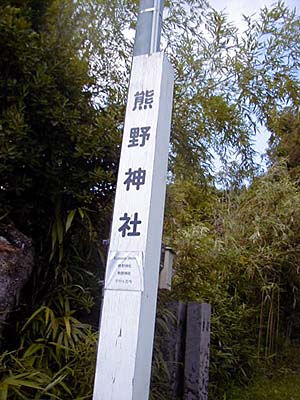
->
[118,212,142,237]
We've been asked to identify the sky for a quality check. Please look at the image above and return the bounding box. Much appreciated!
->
[209,0,298,25]
[208,0,299,162]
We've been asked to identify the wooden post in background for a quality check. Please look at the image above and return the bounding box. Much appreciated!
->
[184,303,211,400]
[158,301,187,399]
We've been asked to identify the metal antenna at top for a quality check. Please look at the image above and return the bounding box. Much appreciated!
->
[133,0,164,56]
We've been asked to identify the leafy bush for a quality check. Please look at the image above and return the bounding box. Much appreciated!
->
[165,164,300,398]
[0,2,120,397]
[0,329,98,399]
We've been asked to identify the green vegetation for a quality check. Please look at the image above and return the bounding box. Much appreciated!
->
[228,374,300,400]
[1,0,300,399]
[0,1,119,398]
[227,344,300,399]
[166,164,300,398]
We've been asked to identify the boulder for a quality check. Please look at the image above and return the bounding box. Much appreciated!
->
[0,224,34,338]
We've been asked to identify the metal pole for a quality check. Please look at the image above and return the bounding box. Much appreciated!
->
[133,0,164,56]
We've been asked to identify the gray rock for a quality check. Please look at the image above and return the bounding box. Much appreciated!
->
[0,225,34,339]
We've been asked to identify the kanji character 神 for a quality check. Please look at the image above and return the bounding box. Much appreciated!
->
[124,167,146,191]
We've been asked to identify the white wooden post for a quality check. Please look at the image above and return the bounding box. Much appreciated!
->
[93,52,174,400]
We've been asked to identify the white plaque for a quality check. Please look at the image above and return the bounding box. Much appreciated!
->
[105,251,144,291]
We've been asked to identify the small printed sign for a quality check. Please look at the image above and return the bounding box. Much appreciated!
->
[105,251,144,292]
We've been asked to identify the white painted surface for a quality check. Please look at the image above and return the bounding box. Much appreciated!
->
[93,51,174,400]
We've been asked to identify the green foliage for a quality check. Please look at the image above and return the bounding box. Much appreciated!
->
[1,285,97,398]
[0,328,98,399]
[228,374,300,400]
[170,214,258,395]
[0,2,120,238]
[161,1,300,181]
[1,0,300,398]
[63,0,300,183]
[0,1,118,397]
[0,0,119,305]
[227,344,300,399]
[150,294,177,400]
[267,111,300,183]
[165,164,300,398]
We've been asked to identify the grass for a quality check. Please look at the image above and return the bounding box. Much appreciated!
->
[227,372,300,400]
[227,344,300,400]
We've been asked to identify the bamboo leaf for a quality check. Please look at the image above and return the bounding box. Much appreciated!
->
[3,373,42,390]
[0,385,8,400]
[78,207,84,219]
[42,374,67,394]
[10,387,29,400]
[23,344,44,358]
[64,317,71,339]
[56,218,64,245]
[59,245,63,263]
[65,209,76,233]
[21,306,46,333]
[51,222,57,250]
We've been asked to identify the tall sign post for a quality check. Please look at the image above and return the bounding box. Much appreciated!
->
[92,1,174,399]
